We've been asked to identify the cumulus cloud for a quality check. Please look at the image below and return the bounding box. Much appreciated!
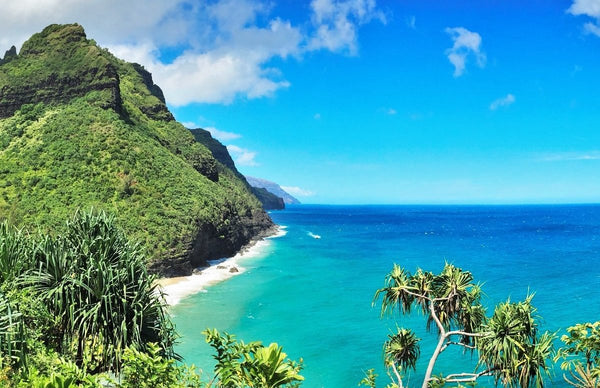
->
[489,94,515,110]
[281,186,315,197]
[227,145,258,166]
[445,27,486,77]
[205,127,242,142]
[568,0,600,36]
[0,0,383,105]
[308,0,386,54]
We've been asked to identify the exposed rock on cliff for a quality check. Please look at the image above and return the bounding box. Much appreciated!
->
[0,24,274,276]
[189,128,285,210]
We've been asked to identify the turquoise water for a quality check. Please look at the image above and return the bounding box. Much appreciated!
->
[170,205,600,387]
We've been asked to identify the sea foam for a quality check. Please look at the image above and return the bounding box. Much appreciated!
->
[157,225,286,306]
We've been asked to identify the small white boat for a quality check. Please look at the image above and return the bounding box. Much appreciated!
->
[308,232,321,239]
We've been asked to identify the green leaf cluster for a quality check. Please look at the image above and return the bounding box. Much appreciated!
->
[203,328,304,388]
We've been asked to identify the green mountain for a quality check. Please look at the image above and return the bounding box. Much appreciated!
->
[189,128,285,210]
[0,24,275,276]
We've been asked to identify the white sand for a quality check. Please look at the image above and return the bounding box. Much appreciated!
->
[156,226,287,306]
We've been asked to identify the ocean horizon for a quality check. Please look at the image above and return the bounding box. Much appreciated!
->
[170,204,600,387]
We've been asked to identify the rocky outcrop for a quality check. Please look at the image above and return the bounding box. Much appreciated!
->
[0,46,17,66]
[0,24,123,119]
[131,63,174,121]
[251,187,285,210]
[189,128,285,210]
[148,209,275,276]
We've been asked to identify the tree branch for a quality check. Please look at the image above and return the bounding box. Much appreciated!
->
[440,341,477,353]
[446,330,488,338]
[391,362,404,388]
[444,369,494,383]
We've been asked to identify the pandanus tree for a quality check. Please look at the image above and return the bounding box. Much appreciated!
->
[24,210,176,373]
[373,263,554,388]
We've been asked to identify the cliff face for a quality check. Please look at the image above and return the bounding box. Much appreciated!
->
[0,24,274,276]
[0,25,122,118]
[190,128,285,210]
[246,176,301,205]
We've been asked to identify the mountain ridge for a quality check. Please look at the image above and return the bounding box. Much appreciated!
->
[0,23,274,276]
[246,176,301,205]
[189,128,285,210]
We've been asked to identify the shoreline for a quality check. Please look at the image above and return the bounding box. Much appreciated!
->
[156,225,287,306]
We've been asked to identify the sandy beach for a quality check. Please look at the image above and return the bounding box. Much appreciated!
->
[156,226,287,306]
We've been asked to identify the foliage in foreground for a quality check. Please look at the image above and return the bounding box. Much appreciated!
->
[370,263,555,388]
[554,321,600,387]
[204,329,304,388]
[0,210,302,387]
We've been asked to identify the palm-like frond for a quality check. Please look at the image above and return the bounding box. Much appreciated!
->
[384,328,420,372]
[23,209,175,372]
[374,264,415,317]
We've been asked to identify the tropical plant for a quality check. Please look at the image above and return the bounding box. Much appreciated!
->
[23,209,177,373]
[372,263,554,388]
[0,222,31,285]
[554,321,600,387]
[119,342,201,388]
[0,290,26,370]
[203,328,303,387]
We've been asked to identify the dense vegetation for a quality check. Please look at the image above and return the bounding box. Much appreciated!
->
[0,211,596,387]
[0,210,302,387]
[0,24,272,275]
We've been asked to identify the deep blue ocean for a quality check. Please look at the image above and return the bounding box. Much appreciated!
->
[171,205,600,387]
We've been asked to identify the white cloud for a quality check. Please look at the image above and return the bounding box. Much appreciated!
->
[445,27,486,77]
[0,0,383,105]
[281,186,315,197]
[386,108,397,115]
[568,0,600,18]
[584,21,600,36]
[313,113,321,120]
[406,15,416,30]
[180,123,241,142]
[568,0,600,37]
[205,127,242,142]
[227,145,258,166]
[539,151,600,161]
[489,94,515,110]
[308,0,386,54]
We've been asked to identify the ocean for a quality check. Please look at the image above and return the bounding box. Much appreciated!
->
[170,205,600,387]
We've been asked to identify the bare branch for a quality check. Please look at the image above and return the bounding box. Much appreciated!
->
[445,369,494,383]
[440,341,476,353]
[446,330,489,338]
[391,362,404,388]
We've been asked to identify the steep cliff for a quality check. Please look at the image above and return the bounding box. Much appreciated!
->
[189,128,285,210]
[246,176,301,205]
[0,24,275,276]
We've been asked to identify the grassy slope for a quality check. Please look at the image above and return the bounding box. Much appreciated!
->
[0,24,269,271]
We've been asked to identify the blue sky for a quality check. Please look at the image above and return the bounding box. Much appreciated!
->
[2,0,600,204]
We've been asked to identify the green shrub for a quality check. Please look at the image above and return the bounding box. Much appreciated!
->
[119,343,201,388]
[24,209,176,373]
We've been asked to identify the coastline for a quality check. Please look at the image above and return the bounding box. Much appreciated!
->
[156,225,287,306]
